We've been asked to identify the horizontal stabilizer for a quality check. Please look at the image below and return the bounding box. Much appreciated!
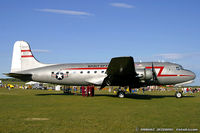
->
[4,73,32,81]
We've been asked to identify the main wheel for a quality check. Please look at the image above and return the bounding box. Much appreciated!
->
[175,91,182,98]
[117,91,125,98]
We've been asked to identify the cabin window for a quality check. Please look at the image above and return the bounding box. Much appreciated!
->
[180,65,183,70]
[87,71,90,74]
[80,71,83,74]
[101,71,104,73]
[94,71,97,73]
[66,71,69,74]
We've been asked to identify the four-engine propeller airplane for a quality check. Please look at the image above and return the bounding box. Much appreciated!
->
[5,41,196,98]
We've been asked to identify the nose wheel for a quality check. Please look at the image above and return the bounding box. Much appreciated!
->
[175,91,183,98]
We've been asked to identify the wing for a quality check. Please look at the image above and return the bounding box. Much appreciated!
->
[100,56,139,89]
[4,73,32,81]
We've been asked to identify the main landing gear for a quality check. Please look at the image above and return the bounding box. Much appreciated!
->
[116,87,126,98]
[116,88,184,98]
[117,91,125,98]
[175,91,183,98]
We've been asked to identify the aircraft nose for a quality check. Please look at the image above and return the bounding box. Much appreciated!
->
[188,70,196,80]
[191,71,196,80]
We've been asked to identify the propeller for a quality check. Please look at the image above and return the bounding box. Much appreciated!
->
[129,87,132,93]
[151,62,159,84]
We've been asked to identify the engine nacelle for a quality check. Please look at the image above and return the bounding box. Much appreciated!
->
[136,68,153,80]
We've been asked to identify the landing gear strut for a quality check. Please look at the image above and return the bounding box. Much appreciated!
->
[175,91,183,98]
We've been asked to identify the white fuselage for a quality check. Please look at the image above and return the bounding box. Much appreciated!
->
[21,62,195,86]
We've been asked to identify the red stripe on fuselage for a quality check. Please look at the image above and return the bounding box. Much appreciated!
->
[62,66,192,77]
[64,67,107,70]
[145,66,192,77]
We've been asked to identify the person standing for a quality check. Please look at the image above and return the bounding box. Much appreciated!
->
[142,88,145,94]
[81,86,86,96]
[91,85,95,96]
[73,86,77,95]
[87,85,90,97]
[186,88,189,93]
[8,85,11,91]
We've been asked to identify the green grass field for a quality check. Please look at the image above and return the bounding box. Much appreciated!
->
[0,88,199,133]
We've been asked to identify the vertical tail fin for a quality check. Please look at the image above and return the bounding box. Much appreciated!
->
[11,41,51,72]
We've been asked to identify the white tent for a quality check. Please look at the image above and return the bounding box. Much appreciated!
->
[25,81,40,85]
[25,81,44,89]
[55,85,61,91]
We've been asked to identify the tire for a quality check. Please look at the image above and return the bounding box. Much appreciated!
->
[175,92,182,98]
[117,91,125,98]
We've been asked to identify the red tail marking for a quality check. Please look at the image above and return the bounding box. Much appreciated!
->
[21,50,31,52]
[21,55,34,58]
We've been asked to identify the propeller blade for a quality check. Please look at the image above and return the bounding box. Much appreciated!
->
[152,62,158,84]
[129,87,132,93]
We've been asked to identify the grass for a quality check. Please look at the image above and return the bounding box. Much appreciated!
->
[0,88,199,133]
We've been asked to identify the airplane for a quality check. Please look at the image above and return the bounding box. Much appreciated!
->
[5,41,196,98]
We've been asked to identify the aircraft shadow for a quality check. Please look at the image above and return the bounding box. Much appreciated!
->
[94,93,195,100]
[36,93,80,96]
[36,93,195,100]
[124,94,194,100]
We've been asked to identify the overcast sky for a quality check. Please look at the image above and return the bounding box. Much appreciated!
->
[0,0,199,85]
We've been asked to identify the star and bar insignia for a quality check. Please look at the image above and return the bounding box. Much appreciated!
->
[51,72,68,80]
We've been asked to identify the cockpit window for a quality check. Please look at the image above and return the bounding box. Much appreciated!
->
[176,67,181,70]
[176,65,183,70]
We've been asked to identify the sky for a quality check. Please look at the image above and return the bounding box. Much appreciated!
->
[0,0,199,85]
